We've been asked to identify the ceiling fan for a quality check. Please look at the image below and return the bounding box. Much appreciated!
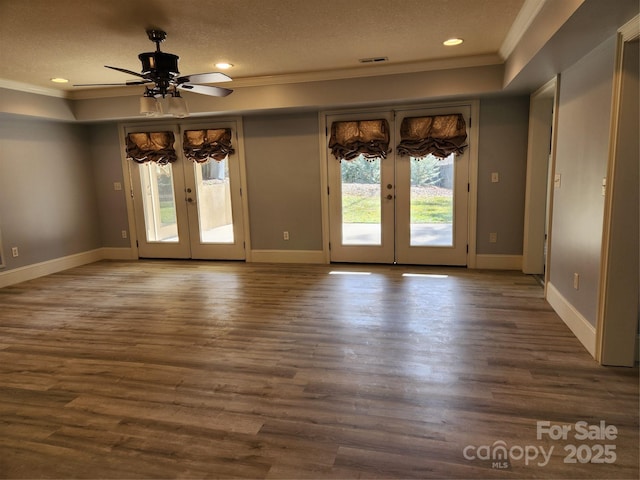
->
[74,29,233,98]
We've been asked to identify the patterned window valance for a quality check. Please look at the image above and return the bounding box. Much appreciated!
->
[126,132,177,165]
[397,114,468,159]
[329,119,390,161]
[183,128,235,163]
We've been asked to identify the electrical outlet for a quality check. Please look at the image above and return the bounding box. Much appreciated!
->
[121,230,128,239]
[11,247,18,257]
[489,232,497,243]
[113,182,122,191]
[573,273,580,290]
[283,231,289,240]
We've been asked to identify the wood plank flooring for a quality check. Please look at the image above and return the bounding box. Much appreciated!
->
[0,260,637,479]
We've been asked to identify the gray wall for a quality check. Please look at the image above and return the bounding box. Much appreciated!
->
[1,103,532,270]
[550,35,617,327]
[476,96,530,255]
[87,123,129,248]
[0,116,101,268]
[244,113,323,251]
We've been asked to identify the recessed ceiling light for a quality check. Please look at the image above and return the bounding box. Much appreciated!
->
[50,77,69,83]
[215,63,233,69]
[443,38,463,46]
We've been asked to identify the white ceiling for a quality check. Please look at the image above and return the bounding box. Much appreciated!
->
[0,0,528,96]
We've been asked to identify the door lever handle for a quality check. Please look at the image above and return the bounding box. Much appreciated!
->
[386,194,393,200]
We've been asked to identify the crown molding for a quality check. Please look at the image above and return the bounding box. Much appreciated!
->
[66,54,503,99]
[500,0,548,60]
[0,78,69,98]
[618,13,639,40]
[3,54,503,101]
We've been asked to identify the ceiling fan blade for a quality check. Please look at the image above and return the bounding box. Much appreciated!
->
[178,83,233,97]
[73,80,149,87]
[176,72,232,84]
[105,65,148,78]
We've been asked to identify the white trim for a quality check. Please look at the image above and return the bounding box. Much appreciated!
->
[475,254,522,270]
[618,14,639,40]
[0,249,103,288]
[250,250,326,264]
[499,0,548,60]
[546,282,597,358]
[56,54,502,100]
[522,77,557,274]
[466,99,480,269]
[0,226,5,269]
[101,247,137,260]
[0,78,69,98]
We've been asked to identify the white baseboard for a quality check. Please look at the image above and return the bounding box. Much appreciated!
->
[250,249,326,264]
[475,254,522,270]
[546,282,597,358]
[0,248,103,288]
[101,247,137,260]
[0,247,138,288]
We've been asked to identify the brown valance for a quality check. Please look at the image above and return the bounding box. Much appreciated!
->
[183,128,235,163]
[126,132,177,165]
[329,119,390,161]
[397,114,468,159]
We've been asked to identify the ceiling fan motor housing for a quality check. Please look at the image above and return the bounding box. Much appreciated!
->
[138,51,179,77]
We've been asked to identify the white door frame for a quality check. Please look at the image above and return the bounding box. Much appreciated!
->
[596,16,639,366]
[522,77,560,276]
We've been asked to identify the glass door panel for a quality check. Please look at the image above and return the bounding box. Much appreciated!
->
[341,155,381,245]
[409,154,454,247]
[139,162,180,243]
[195,159,234,244]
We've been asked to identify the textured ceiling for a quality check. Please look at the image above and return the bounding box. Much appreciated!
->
[0,0,526,94]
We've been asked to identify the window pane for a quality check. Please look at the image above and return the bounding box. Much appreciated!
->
[196,160,234,244]
[410,154,454,246]
[341,155,381,245]
[139,162,179,242]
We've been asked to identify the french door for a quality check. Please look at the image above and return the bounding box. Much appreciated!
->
[129,121,246,260]
[328,106,470,265]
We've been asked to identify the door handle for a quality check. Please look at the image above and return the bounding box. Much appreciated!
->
[386,194,393,200]
[186,197,195,203]
[387,184,393,189]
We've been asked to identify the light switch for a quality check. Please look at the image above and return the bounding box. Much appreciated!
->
[491,172,499,183]
[554,173,562,189]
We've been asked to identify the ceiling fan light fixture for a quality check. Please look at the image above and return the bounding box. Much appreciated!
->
[140,94,162,116]
[168,93,189,118]
[215,63,233,70]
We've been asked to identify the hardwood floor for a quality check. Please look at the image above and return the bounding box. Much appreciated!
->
[0,260,637,479]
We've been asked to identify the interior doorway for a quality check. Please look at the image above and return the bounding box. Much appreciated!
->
[523,78,559,278]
